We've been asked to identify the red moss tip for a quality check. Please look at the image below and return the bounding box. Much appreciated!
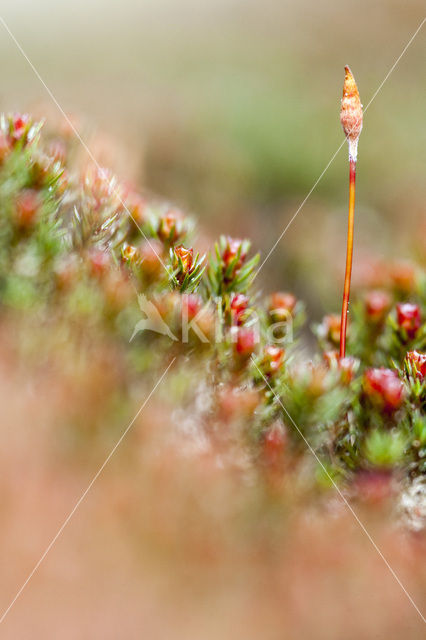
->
[230,293,249,325]
[174,244,194,274]
[396,303,421,340]
[261,345,285,376]
[406,351,426,380]
[235,327,257,357]
[363,368,404,414]
[364,290,392,323]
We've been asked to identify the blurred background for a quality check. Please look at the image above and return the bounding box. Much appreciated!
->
[1,0,425,317]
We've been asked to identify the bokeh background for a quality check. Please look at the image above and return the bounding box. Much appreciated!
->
[1,0,425,319]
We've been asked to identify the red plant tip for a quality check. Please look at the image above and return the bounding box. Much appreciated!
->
[230,293,249,325]
[339,356,357,384]
[323,350,357,384]
[235,327,257,357]
[321,314,342,347]
[173,245,194,274]
[157,210,184,243]
[121,244,139,264]
[363,368,404,414]
[261,345,285,376]
[12,114,29,131]
[9,113,32,145]
[221,237,249,285]
[340,66,363,161]
[396,303,421,340]
[222,237,247,268]
[323,350,339,367]
[406,350,426,380]
[364,290,392,323]
[268,292,297,322]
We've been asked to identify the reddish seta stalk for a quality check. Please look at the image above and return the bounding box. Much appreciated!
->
[339,158,356,357]
[339,66,363,358]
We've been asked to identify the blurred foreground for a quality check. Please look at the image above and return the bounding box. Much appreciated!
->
[0,327,425,638]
